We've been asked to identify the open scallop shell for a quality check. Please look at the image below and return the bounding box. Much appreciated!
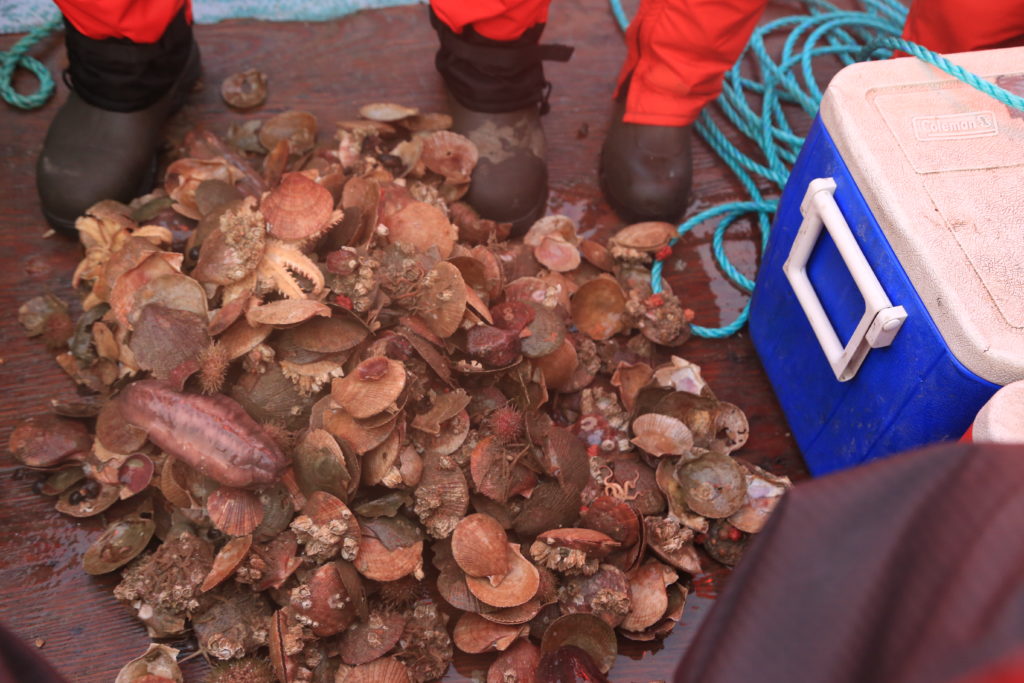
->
[262,172,336,242]
[83,514,156,575]
[631,413,694,457]
[466,543,540,608]
[570,276,627,341]
[539,613,617,674]
[452,513,510,581]
[207,486,265,536]
[114,644,182,683]
[331,357,406,419]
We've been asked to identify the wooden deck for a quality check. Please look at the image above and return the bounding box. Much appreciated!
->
[0,2,839,680]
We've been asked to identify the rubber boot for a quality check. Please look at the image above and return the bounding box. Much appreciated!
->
[448,98,548,235]
[430,9,572,236]
[599,98,693,224]
[36,10,200,234]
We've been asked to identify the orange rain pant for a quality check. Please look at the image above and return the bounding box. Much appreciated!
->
[54,0,1024,121]
[431,0,1024,126]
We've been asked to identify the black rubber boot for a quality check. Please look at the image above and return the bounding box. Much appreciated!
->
[37,10,200,234]
[599,97,693,224]
[431,9,572,236]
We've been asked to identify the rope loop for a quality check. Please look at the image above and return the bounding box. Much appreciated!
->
[1,17,61,110]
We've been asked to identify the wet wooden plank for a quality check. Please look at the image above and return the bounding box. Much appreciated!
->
[0,1,848,680]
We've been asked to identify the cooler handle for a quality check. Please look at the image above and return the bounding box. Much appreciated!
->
[783,178,907,382]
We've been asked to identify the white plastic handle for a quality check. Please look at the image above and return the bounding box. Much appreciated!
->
[783,178,907,382]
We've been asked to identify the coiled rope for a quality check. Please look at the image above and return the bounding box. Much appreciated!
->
[0,17,61,110]
[610,0,1024,338]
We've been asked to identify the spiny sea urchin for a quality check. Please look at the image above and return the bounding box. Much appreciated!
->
[485,404,523,445]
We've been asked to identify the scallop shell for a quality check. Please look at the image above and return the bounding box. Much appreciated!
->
[118,453,155,498]
[557,564,631,627]
[413,452,469,539]
[258,110,317,154]
[324,404,398,454]
[570,276,627,341]
[610,221,677,252]
[421,130,478,183]
[114,644,182,683]
[386,201,456,258]
[290,562,357,637]
[220,68,267,109]
[262,172,335,241]
[437,564,483,612]
[727,460,792,533]
[534,235,581,272]
[362,427,402,487]
[454,612,527,653]
[644,516,702,575]
[479,597,543,625]
[539,613,617,674]
[245,299,331,327]
[335,656,410,683]
[487,638,541,683]
[96,399,148,455]
[676,452,747,518]
[360,102,419,122]
[531,337,578,392]
[280,316,368,355]
[580,495,641,548]
[83,514,156,575]
[56,481,120,517]
[338,610,408,665]
[201,535,252,592]
[620,560,677,633]
[579,239,615,272]
[331,357,406,419]
[207,487,265,536]
[292,429,352,501]
[631,413,694,457]
[523,215,578,248]
[452,513,510,581]
[466,543,540,608]
[416,261,468,338]
[354,535,423,582]
[610,361,654,414]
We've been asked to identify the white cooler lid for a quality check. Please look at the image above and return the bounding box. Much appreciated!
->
[820,47,1024,384]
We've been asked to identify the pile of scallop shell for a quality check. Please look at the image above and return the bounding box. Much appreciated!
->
[12,95,791,683]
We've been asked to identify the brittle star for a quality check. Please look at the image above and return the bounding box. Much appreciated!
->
[598,466,640,502]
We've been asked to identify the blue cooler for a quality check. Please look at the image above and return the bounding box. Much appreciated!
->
[749,47,1024,476]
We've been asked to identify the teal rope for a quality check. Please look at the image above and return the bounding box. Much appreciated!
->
[614,0,1024,339]
[1,17,61,110]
